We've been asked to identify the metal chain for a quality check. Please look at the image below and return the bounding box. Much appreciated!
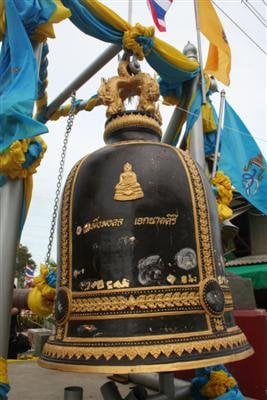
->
[45,92,76,265]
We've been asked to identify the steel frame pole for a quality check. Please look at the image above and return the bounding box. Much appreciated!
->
[162,77,197,147]
[0,180,23,358]
[64,386,83,400]
[189,79,206,170]
[0,42,44,360]
[128,373,191,400]
[128,0,133,25]
[212,89,226,178]
[193,0,206,104]
[162,42,198,146]
[44,44,122,121]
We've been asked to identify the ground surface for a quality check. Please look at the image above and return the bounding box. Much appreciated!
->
[7,361,255,400]
[8,361,133,400]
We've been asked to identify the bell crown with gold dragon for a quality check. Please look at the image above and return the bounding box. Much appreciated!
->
[97,57,162,143]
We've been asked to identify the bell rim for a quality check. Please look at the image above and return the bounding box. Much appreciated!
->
[38,346,253,374]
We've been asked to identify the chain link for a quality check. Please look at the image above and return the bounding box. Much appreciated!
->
[45,92,76,265]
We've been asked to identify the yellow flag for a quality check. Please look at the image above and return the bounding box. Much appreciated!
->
[198,0,231,86]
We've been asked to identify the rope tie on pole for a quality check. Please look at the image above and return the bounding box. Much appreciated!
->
[123,23,155,60]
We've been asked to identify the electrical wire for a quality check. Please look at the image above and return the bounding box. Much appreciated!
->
[262,0,267,6]
[211,0,267,55]
[247,0,267,22]
[241,0,267,28]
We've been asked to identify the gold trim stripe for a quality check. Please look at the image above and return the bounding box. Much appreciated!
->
[73,284,200,296]
[39,348,253,374]
[69,307,233,320]
[69,309,205,320]
[42,331,249,362]
[60,159,86,286]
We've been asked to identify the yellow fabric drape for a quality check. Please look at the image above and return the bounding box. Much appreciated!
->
[32,0,71,42]
[154,37,199,72]
[123,23,155,60]
[212,171,233,221]
[50,95,100,121]
[0,1,5,42]
[27,265,56,317]
[0,137,47,180]
[202,101,217,133]
[0,0,71,42]
[0,358,8,385]
[82,0,199,71]
[198,0,231,86]
[82,0,129,32]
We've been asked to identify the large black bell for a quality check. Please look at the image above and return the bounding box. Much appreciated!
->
[40,63,252,373]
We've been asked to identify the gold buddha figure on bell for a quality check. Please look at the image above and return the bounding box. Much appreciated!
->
[114,162,144,201]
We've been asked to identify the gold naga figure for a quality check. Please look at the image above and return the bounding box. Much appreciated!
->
[98,58,162,122]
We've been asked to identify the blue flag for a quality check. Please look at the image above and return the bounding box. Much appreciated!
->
[219,101,267,215]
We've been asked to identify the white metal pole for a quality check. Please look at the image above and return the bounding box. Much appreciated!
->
[193,0,206,104]
[128,0,133,24]
[0,180,23,358]
[212,89,226,178]
[0,42,43,359]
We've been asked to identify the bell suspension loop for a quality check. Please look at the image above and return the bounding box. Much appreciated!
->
[45,92,77,266]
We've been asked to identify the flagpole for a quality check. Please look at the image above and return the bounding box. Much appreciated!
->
[193,0,206,104]
[212,89,226,178]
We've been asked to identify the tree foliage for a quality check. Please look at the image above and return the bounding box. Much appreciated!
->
[15,244,36,288]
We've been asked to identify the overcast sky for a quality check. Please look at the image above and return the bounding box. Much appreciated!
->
[20,0,267,267]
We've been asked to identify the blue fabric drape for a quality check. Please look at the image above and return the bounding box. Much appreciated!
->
[61,0,199,103]
[62,0,122,43]
[0,383,10,399]
[0,0,52,153]
[184,85,202,140]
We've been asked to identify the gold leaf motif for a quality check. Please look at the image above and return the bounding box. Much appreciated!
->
[71,290,201,314]
[55,327,64,340]
[213,318,225,332]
